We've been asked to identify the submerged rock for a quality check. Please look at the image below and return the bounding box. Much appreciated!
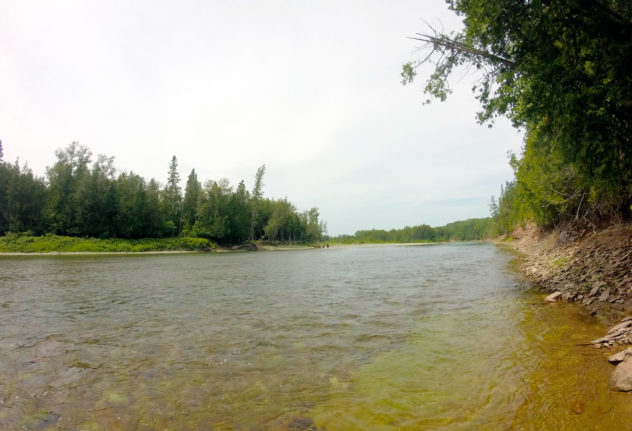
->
[609,358,632,391]
[545,291,562,302]
[608,347,632,364]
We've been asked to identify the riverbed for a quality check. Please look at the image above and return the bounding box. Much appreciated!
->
[0,243,629,430]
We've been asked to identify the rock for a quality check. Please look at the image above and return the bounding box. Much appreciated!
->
[608,347,632,364]
[103,391,129,405]
[562,292,572,301]
[230,243,258,251]
[607,320,632,335]
[589,285,601,297]
[609,358,632,391]
[288,417,316,430]
[599,290,610,302]
[570,399,584,415]
[545,291,563,302]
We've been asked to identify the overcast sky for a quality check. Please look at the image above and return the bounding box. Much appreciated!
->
[0,0,523,236]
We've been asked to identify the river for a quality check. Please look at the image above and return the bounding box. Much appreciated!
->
[0,243,629,430]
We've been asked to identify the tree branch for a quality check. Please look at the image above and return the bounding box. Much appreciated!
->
[409,33,517,69]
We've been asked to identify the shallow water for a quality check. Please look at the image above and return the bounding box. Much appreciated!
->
[0,243,629,430]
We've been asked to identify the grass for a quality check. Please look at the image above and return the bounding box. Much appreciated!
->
[0,233,216,253]
[552,256,570,268]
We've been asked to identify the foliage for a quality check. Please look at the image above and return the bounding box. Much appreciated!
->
[250,164,266,240]
[164,155,182,233]
[0,161,47,235]
[182,169,201,232]
[332,218,493,244]
[0,143,324,246]
[404,0,632,229]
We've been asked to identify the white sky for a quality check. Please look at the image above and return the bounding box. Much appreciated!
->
[0,0,523,236]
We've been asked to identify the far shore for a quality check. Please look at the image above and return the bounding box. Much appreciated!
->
[0,250,198,256]
[0,241,445,256]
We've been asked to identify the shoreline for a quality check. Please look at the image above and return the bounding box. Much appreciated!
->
[0,240,444,256]
[499,222,632,325]
[498,222,632,391]
[0,250,199,256]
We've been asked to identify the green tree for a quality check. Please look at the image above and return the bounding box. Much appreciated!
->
[114,172,147,238]
[250,164,266,240]
[77,155,117,237]
[46,142,92,235]
[264,199,303,242]
[303,207,324,242]
[164,156,182,234]
[404,0,632,222]
[226,180,251,243]
[194,179,232,241]
[182,169,201,233]
[145,178,167,237]
[1,161,48,234]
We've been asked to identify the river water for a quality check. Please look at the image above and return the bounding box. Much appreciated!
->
[0,243,629,430]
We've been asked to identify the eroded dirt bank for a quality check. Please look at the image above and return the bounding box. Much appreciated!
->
[503,222,632,325]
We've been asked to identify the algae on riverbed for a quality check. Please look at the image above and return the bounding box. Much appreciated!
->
[1,243,629,430]
[309,291,630,431]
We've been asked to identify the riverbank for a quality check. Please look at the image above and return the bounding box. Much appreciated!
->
[0,234,445,255]
[499,223,632,391]
[0,234,316,254]
[500,222,632,325]
[0,234,216,253]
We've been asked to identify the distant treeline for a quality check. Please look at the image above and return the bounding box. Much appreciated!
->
[333,218,493,243]
[0,142,325,243]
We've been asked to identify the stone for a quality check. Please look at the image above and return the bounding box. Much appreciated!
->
[589,285,601,297]
[570,399,584,415]
[599,290,610,302]
[609,358,632,391]
[545,291,563,302]
[608,320,632,334]
[608,347,632,364]
[230,243,258,251]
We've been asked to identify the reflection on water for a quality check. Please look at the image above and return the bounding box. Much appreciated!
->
[0,244,629,430]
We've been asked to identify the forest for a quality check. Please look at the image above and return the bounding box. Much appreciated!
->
[404,0,632,233]
[0,142,325,244]
[334,218,493,243]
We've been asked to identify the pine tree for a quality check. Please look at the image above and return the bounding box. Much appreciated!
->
[164,156,182,234]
